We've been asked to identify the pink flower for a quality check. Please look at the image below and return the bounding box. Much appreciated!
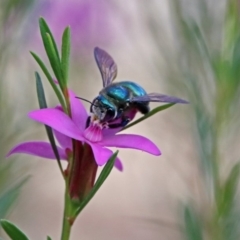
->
[7,91,161,170]
[43,0,113,45]
[30,0,115,58]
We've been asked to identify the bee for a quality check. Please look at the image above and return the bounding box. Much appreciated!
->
[88,47,188,128]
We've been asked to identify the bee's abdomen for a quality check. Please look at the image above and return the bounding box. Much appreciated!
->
[133,102,150,114]
[119,81,150,114]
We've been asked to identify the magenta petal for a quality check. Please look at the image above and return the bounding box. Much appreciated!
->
[89,143,114,166]
[68,90,88,131]
[6,141,67,160]
[54,129,72,149]
[28,109,84,141]
[100,134,161,156]
[102,127,122,138]
[114,157,123,171]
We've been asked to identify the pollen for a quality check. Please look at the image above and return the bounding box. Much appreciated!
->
[90,113,99,122]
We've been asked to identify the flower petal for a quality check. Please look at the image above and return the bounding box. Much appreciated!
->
[102,127,122,138]
[28,108,85,141]
[114,157,123,171]
[84,123,103,142]
[68,90,89,131]
[6,141,67,160]
[100,134,161,156]
[54,129,72,149]
[89,143,114,166]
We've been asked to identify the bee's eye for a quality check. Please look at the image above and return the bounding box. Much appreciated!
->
[107,108,115,118]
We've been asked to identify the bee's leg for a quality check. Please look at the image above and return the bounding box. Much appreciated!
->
[120,118,131,127]
[108,117,130,128]
[85,116,91,128]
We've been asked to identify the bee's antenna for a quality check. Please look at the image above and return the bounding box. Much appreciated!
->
[75,96,97,107]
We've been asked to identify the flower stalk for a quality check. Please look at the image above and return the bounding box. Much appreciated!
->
[61,185,73,240]
[61,143,98,240]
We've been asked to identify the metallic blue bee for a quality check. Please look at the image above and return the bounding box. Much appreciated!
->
[89,47,188,128]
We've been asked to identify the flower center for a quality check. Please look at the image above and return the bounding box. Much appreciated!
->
[83,121,103,142]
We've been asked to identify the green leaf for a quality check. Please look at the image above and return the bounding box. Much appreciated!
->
[35,72,48,109]
[74,151,118,216]
[47,236,52,240]
[35,72,64,176]
[45,33,64,88]
[0,176,29,218]
[39,18,64,89]
[0,219,29,240]
[223,0,240,59]
[30,52,66,112]
[180,18,216,74]
[230,36,240,90]
[184,206,203,240]
[61,27,71,86]
[39,17,60,61]
[217,162,240,218]
[122,103,175,130]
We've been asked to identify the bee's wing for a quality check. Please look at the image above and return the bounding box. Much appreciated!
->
[130,93,189,104]
[94,47,118,87]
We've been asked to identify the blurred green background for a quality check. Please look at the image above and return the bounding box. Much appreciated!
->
[1,0,240,239]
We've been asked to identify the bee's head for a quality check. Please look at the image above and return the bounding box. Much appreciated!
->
[91,96,117,123]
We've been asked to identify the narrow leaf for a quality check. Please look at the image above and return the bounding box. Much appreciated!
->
[184,206,203,240]
[36,72,48,109]
[39,18,64,88]
[61,27,71,86]
[217,162,240,218]
[30,52,66,112]
[223,0,240,59]
[122,103,175,130]
[35,72,64,175]
[0,219,29,240]
[39,17,60,61]
[0,176,29,218]
[45,33,64,88]
[74,151,118,216]
[47,236,52,240]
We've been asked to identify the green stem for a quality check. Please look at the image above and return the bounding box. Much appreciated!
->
[61,184,73,240]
